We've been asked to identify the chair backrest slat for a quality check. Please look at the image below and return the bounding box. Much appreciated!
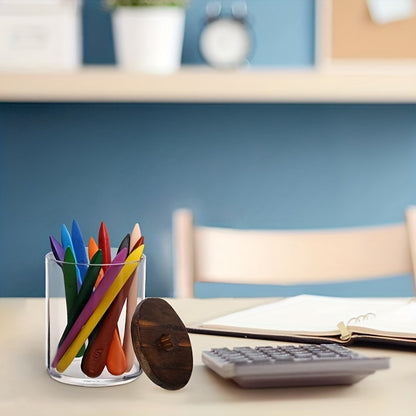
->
[173,208,416,298]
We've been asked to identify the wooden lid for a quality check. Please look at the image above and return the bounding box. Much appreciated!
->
[131,298,193,390]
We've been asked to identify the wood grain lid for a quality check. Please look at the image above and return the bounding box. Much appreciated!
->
[131,298,193,390]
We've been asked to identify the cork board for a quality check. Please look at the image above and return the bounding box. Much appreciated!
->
[319,0,416,62]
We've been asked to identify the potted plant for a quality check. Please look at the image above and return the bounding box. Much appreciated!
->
[107,0,189,73]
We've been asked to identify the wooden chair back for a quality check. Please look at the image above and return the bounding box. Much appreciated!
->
[173,208,416,298]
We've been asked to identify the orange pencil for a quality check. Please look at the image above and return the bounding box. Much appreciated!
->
[99,225,131,375]
[106,233,131,376]
[89,237,104,287]
[88,235,126,375]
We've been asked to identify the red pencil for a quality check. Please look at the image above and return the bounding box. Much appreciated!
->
[98,222,111,272]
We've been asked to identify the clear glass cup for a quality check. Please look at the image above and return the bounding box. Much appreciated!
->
[45,250,146,387]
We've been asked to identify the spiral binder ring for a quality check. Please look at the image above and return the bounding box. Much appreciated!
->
[337,313,376,341]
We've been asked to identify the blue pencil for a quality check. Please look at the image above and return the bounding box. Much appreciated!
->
[71,220,89,281]
[61,224,82,290]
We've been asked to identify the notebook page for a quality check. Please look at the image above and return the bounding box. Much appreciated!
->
[201,295,410,337]
[348,300,416,338]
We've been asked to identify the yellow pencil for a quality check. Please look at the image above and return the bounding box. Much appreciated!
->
[56,244,144,373]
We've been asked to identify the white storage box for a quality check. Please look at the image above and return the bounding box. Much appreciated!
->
[0,0,81,71]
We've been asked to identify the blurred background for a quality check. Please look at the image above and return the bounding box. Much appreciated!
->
[1,0,415,298]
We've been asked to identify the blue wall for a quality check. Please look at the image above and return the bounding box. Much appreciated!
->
[1,0,416,298]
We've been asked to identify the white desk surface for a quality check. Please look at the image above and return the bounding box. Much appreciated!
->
[1,297,414,416]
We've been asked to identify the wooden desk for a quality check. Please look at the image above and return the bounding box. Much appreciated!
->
[0,297,414,415]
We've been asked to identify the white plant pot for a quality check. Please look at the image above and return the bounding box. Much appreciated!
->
[112,7,186,74]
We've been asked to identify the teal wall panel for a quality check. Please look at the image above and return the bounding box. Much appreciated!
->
[1,103,416,297]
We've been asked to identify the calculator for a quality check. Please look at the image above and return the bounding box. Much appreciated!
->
[202,343,390,388]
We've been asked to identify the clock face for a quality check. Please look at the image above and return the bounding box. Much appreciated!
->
[199,18,251,69]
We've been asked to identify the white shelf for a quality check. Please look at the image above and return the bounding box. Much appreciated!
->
[1,65,416,102]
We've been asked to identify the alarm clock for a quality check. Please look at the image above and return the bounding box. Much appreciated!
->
[199,1,253,69]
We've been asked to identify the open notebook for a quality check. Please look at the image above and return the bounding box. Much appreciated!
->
[187,295,416,348]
